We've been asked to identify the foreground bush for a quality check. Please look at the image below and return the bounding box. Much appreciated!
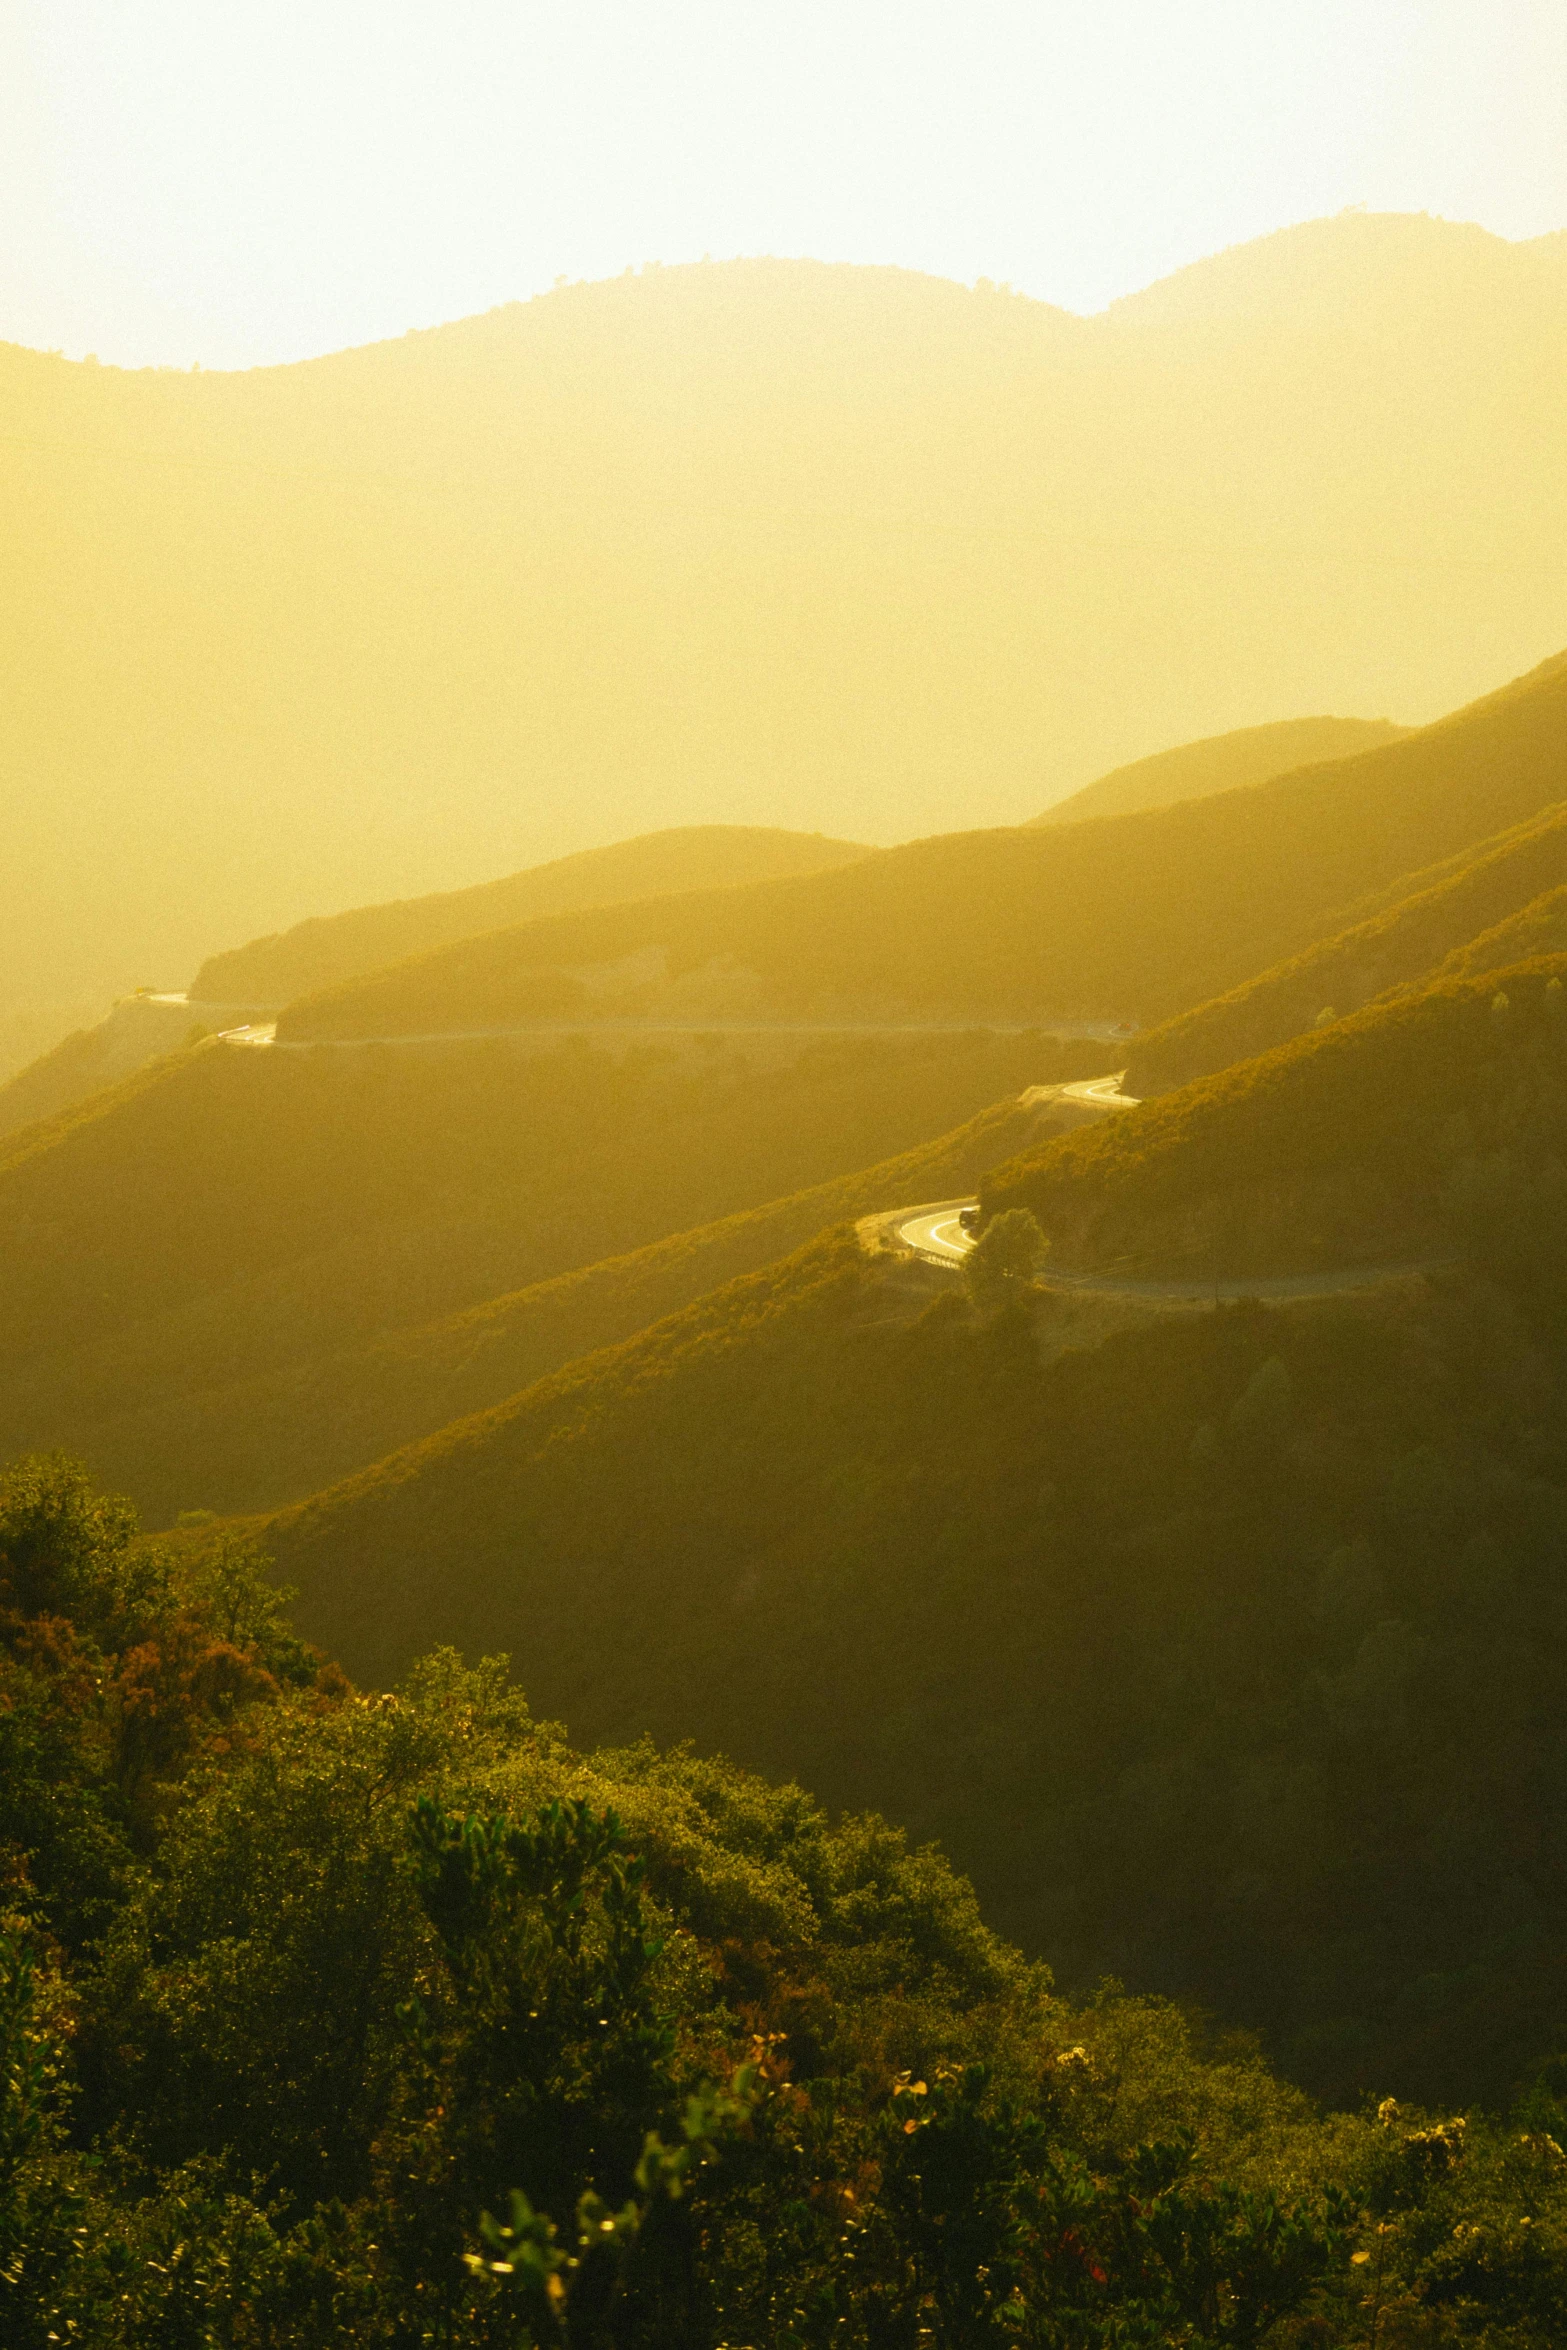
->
[3,1457,1566,2344]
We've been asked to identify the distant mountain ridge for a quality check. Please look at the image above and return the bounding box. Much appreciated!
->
[276,649,1567,1045]
[1031,716,1406,827]
[6,209,1565,1055]
[0,825,867,1141]
[189,824,869,1006]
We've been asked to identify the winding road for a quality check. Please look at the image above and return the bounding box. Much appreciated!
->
[882,1076,1428,1303]
[892,1075,1141,1264]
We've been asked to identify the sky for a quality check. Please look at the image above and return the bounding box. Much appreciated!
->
[2,0,1564,370]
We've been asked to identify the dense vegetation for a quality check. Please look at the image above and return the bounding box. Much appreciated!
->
[254,1146,1567,2113]
[0,1029,1103,1524]
[986,955,1567,1277]
[1029,716,1404,829]
[14,1089,1081,1527]
[12,210,1567,2349]
[189,827,869,1008]
[1126,802,1567,1097]
[277,651,1567,1044]
[7,1453,1567,2347]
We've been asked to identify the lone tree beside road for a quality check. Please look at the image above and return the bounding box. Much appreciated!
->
[963,1206,1048,1313]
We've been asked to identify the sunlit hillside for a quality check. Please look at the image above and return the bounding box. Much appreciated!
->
[0,823,867,1134]
[1126,795,1567,1094]
[5,210,1566,1060]
[188,823,869,1005]
[5,1084,1087,1526]
[277,648,1567,1041]
[0,1026,1099,1521]
[1030,714,1406,826]
[985,952,1567,1276]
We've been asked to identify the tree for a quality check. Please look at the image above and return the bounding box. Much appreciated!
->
[964,1208,1048,1314]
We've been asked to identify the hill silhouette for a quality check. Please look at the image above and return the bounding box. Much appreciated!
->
[278,649,1567,1043]
[188,823,869,1006]
[7,211,1566,1061]
[0,824,867,1138]
[1030,715,1405,827]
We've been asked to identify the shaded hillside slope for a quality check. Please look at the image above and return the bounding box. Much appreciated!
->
[261,1211,1567,2108]
[279,650,1567,1041]
[985,955,1567,1277]
[1030,715,1405,826]
[0,1007,198,1145]
[0,991,276,1142]
[0,826,869,1141]
[1125,797,1567,1095]
[0,1028,1103,1512]
[1431,885,1567,985]
[190,824,869,1006]
[17,1459,1567,2348]
[11,1084,1083,1526]
[8,213,1567,1043]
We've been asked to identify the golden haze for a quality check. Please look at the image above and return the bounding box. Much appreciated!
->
[4,209,1566,1063]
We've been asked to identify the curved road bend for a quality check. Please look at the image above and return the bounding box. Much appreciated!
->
[885,1076,1430,1302]
[888,1074,1140,1264]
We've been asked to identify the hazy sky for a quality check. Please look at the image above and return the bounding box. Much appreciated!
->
[3,0,1564,369]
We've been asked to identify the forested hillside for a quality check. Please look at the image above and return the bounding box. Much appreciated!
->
[1126,799,1567,1096]
[0,1028,1104,1522]
[1029,714,1405,827]
[259,1200,1567,2111]
[984,954,1567,1277]
[11,1456,1566,2346]
[279,649,1567,1042]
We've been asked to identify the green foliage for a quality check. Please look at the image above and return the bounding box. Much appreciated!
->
[1,1465,1566,2344]
[0,1454,319,1950]
[963,1206,1048,1314]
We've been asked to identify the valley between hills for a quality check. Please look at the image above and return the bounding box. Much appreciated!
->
[9,226,1567,2345]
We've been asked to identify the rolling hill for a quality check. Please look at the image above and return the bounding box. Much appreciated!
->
[0,1025,1105,1522]
[255,1042,1567,2105]
[5,1079,1093,1526]
[1124,796,1567,1096]
[1029,715,1406,827]
[7,210,1566,1062]
[187,823,869,1006]
[0,824,868,1138]
[984,953,1567,1279]
[277,647,1567,1044]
